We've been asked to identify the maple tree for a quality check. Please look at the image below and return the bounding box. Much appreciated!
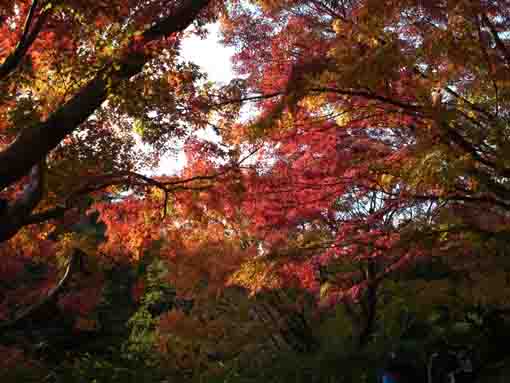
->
[0,0,229,328]
[184,0,510,346]
[0,1,248,362]
[2,0,510,380]
[0,0,219,244]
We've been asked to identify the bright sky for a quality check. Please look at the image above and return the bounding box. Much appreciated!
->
[181,23,236,85]
[156,23,236,175]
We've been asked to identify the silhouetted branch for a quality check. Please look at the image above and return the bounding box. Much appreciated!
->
[0,248,85,330]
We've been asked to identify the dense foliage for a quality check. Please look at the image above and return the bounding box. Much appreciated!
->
[2,0,510,381]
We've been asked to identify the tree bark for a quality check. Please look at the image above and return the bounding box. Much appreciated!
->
[0,161,45,242]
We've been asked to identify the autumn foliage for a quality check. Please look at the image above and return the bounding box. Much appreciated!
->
[1,0,510,381]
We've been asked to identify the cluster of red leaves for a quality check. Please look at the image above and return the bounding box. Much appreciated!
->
[58,277,104,317]
[193,0,510,307]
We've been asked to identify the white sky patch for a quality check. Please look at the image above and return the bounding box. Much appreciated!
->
[156,23,236,176]
[181,23,236,85]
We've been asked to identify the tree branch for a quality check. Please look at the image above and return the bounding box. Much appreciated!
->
[308,87,423,114]
[0,160,46,242]
[481,13,510,66]
[0,248,84,330]
[0,0,50,80]
[358,260,378,348]
[19,168,225,231]
[0,0,210,192]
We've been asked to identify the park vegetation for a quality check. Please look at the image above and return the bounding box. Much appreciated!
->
[1,0,510,381]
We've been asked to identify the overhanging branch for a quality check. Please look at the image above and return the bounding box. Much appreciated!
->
[0,248,84,331]
[0,0,210,192]
[0,0,50,80]
[19,168,226,231]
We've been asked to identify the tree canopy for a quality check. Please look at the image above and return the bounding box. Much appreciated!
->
[2,0,510,381]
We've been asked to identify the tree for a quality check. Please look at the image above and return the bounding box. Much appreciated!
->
[3,0,510,376]
[174,0,510,345]
[0,0,216,243]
